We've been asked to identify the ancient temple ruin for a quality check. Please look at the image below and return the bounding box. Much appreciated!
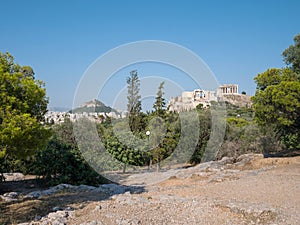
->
[218,84,239,95]
[168,84,251,112]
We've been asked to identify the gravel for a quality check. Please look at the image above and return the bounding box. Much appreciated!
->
[13,154,300,225]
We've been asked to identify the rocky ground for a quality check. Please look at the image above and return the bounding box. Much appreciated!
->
[1,154,299,225]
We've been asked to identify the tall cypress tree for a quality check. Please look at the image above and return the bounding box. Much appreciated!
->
[151,82,167,171]
[153,81,166,117]
[127,70,142,132]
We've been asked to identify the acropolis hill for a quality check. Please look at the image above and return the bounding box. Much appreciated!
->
[46,84,252,124]
[168,84,252,112]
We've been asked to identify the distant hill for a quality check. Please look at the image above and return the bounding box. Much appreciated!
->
[48,106,70,112]
[70,99,119,114]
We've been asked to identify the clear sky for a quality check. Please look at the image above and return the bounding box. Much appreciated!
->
[1,0,299,110]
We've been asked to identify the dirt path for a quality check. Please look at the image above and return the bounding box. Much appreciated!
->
[1,154,299,225]
[67,155,300,225]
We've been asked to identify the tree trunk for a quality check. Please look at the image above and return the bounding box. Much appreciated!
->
[156,160,161,172]
[122,163,127,173]
[148,159,152,170]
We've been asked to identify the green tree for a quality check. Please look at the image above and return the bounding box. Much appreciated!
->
[33,119,109,185]
[0,52,51,163]
[100,118,147,173]
[105,132,146,173]
[148,117,166,171]
[282,33,300,73]
[127,70,143,132]
[153,81,166,117]
[150,82,167,171]
[254,68,298,91]
[252,40,300,151]
[252,79,300,150]
[53,117,77,148]
[189,108,212,164]
[34,136,105,186]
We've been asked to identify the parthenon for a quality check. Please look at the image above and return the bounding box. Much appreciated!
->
[218,84,238,94]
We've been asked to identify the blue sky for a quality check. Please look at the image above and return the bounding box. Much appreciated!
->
[1,0,299,110]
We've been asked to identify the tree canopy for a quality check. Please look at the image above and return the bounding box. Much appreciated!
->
[282,33,300,73]
[153,81,166,117]
[252,35,300,150]
[127,70,143,132]
[0,52,51,160]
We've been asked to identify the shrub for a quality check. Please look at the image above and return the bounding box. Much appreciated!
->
[33,136,108,186]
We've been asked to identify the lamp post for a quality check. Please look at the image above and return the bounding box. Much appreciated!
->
[146,130,151,170]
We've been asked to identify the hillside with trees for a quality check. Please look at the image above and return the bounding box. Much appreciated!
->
[0,34,299,187]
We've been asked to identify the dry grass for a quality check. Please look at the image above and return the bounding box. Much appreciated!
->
[240,156,300,170]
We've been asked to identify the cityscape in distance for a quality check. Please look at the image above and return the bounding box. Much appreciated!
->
[46,83,252,124]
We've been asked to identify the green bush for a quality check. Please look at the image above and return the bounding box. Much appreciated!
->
[33,136,108,186]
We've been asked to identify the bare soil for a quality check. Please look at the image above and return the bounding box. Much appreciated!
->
[0,155,299,225]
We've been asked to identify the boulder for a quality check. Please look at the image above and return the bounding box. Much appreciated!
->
[0,191,20,202]
[3,172,24,181]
